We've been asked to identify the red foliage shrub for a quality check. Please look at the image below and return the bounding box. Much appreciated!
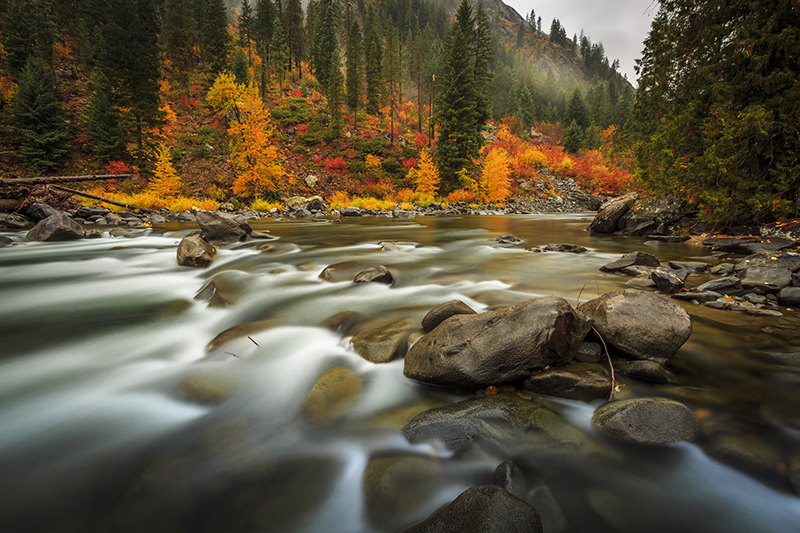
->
[292,89,303,98]
[325,157,349,174]
[402,157,418,170]
[105,161,131,175]
[296,123,309,134]
[180,94,189,110]
[414,132,427,149]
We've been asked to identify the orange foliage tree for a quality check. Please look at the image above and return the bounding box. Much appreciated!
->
[150,143,182,197]
[480,147,511,203]
[407,149,440,197]
[207,73,283,197]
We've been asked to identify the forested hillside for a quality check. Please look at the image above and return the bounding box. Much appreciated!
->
[4,0,795,226]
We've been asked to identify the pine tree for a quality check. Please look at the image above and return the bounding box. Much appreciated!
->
[473,3,493,125]
[2,0,58,77]
[86,67,125,162]
[312,0,338,90]
[238,0,254,63]
[12,56,71,173]
[434,0,483,190]
[100,0,164,161]
[345,20,363,128]
[563,120,582,153]
[202,0,231,74]
[364,24,383,114]
[232,48,249,83]
[164,0,194,77]
[284,0,304,78]
[255,0,276,61]
[566,87,589,130]
[270,16,290,89]
[386,28,402,143]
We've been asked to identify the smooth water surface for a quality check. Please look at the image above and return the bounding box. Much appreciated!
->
[0,214,798,533]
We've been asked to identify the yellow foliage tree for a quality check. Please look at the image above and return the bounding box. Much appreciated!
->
[407,148,440,197]
[207,74,283,197]
[481,147,511,203]
[150,143,182,197]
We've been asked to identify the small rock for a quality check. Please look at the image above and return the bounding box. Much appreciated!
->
[177,234,216,267]
[739,267,792,293]
[421,300,477,332]
[668,261,709,273]
[523,362,611,401]
[600,251,660,272]
[695,276,743,294]
[614,360,672,383]
[574,342,603,363]
[301,366,362,425]
[591,397,699,444]
[651,269,685,293]
[354,265,394,284]
[84,229,103,239]
[0,235,14,247]
[318,310,364,335]
[544,243,587,253]
[351,318,418,363]
[778,287,800,307]
[26,212,85,241]
[495,234,522,245]
[710,263,735,276]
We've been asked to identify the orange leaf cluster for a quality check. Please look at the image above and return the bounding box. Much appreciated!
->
[480,147,512,203]
[407,149,440,197]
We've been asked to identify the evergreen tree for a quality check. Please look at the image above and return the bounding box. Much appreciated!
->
[312,0,338,89]
[86,67,125,162]
[473,3,493,125]
[164,0,194,80]
[12,56,71,173]
[284,0,304,78]
[632,0,800,223]
[386,28,402,143]
[326,51,344,141]
[100,0,164,161]
[238,0,254,63]
[515,21,525,49]
[566,87,589,130]
[270,15,290,89]
[563,120,582,153]
[345,20,363,127]
[364,24,383,114]
[232,48,249,83]
[202,0,230,74]
[2,0,58,77]
[255,0,276,60]
[435,0,482,190]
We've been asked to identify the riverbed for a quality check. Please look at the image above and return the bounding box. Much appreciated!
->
[0,214,798,532]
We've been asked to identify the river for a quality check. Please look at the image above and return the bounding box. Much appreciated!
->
[0,214,798,532]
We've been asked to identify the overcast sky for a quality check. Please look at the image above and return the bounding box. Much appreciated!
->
[504,0,658,84]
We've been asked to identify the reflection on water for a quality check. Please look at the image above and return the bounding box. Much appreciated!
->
[0,214,798,533]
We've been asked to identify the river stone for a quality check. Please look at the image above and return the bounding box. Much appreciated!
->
[702,433,783,474]
[578,289,692,364]
[400,485,543,533]
[522,362,611,401]
[0,235,14,247]
[739,267,792,293]
[625,273,657,289]
[777,287,800,307]
[495,234,522,245]
[206,319,289,351]
[177,234,216,267]
[544,243,587,253]
[710,263,735,276]
[351,318,418,363]
[614,360,672,383]
[599,251,661,272]
[574,341,603,363]
[735,253,800,273]
[492,461,524,497]
[284,195,327,212]
[25,202,60,221]
[0,212,35,230]
[339,206,363,216]
[354,265,394,284]
[591,398,699,444]
[587,192,637,233]
[404,296,593,389]
[650,269,685,293]
[669,261,709,273]
[617,196,685,236]
[196,210,252,243]
[179,372,240,404]
[301,366,362,425]
[363,455,441,528]
[421,300,477,332]
[318,310,364,334]
[26,212,85,241]
[695,276,743,294]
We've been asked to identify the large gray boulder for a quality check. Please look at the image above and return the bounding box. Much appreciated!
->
[591,397,699,444]
[586,192,637,233]
[25,202,60,221]
[404,296,593,389]
[617,196,685,236]
[196,210,252,243]
[177,234,216,267]
[26,212,85,241]
[400,485,543,533]
[578,289,691,364]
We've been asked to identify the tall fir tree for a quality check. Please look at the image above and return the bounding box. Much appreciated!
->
[238,0,255,63]
[12,56,71,173]
[100,0,164,161]
[270,15,290,89]
[86,67,125,162]
[284,0,304,78]
[386,28,401,143]
[345,20,363,128]
[2,0,58,77]
[312,0,338,90]
[364,24,383,114]
[164,0,194,83]
[255,0,276,61]
[202,0,231,74]
[434,0,483,190]
[473,3,493,125]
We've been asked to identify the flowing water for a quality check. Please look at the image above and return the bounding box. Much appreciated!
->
[0,214,799,533]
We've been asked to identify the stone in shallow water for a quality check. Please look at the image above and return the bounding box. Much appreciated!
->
[599,251,660,272]
[363,455,442,529]
[353,265,394,284]
[177,234,216,267]
[26,212,85,241]
[301,366,362,425]
[351,318,418,363]
[591,397,699,444]
[421,299,477,333]
[523,362,611,401]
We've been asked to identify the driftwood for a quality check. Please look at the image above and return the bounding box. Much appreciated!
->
[51,186,156,214]
[1,174,133,186]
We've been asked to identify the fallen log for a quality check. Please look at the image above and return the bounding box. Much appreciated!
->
[0,174,133,186]
[51,185,156,214]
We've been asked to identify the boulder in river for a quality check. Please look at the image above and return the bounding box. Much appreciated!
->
[578,289,691,364]
[591,397,699,444]
[0,212,34,230]
[177,234,216,267]
[301,366,362,425]
[544,243,587,253]
[616,196,686,236]
[196,210,252,243]
[522,362,611,401]
[778,287,800,307]
[351,318,419,363]
[421,300,477,333]
[26,212,85,241]
[400,484,543,533]
[404,296,593,389]
[650,269,685,294]
[739,267,792,294]
[587,192,638,234]
[599,251,661,272]
[25,202,60,221]
[353,265,394,284]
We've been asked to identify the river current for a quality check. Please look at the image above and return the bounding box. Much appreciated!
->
[0,214,798,532]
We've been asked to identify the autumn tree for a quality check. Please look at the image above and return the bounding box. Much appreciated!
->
[207,73,283,198]
[480,147,511,203]
[408,148,440,197]
[150,143,182,197]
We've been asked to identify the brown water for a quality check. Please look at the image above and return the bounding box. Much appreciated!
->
[0,214,798,533]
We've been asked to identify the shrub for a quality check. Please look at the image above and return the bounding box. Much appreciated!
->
[447,189,475,203]
[325,156,349,174]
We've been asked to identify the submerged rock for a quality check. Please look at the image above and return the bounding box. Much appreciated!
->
[351,318,419,363]
[421,300,477,333]
[353,265,395,284]
[26,212,85,241]
[578,289,691,364]
[363,455,441,528]
[523,362,611,401]
[591,397,699,444]
[400,485,543,533]
[544,243,587,253]
[404,296,593,389]
[301,366,362,425]
[177,234,216,267]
